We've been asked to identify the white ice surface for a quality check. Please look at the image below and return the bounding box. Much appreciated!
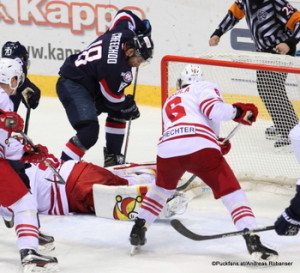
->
[1,97,300,273]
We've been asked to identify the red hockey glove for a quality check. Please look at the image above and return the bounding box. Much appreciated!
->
[21,144,49,164]
[217,138,231,155]
[233,103,258,125]
[0,110,24,134]
[38,153,61,170]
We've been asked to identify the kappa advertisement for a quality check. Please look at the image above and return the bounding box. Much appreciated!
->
[1,0,300,100]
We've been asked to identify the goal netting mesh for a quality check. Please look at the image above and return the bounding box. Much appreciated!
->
[161,52,300,190]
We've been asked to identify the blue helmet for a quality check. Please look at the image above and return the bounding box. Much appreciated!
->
[2,41,29,71]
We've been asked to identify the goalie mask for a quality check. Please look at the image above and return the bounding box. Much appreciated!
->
[2,41,30,73]
[176,64,203,89]
[0,57,25,93]
[127,34,154,62]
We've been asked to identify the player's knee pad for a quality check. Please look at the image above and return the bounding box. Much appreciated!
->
[75,120,99,149]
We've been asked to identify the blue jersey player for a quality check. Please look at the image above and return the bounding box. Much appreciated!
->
[57,9,154,166]
[2,41,41,111]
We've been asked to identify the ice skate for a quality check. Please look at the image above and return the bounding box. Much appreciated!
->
[103,147,126,167]
[2,213,14,228]
[20,249,58,273]
[38,232,55,253]
[243,230,278,261]
[129,217,147,255]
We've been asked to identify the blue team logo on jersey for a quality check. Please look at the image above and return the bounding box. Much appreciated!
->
[121,71,132,83]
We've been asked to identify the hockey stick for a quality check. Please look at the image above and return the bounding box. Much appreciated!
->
[20,132,66,184]
[170,219,275,241]
[123,67,139,161]
[176,123,243,192]
[24,106,31,135]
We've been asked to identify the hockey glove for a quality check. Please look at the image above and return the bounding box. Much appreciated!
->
[233,103,258,126]
[0,111,24,134]
[275,184,300,236]
[217,138,231,155]
[21,144,49,164]
[21,86,41,109]
[274,208,300,236]
[120,95,140,121]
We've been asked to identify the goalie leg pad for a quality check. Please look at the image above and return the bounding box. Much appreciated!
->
[93,184,150,220]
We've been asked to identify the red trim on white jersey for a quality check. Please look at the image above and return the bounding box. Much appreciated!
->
[159,122,218,145]
[201,97,223,119]
[48,183,66,215]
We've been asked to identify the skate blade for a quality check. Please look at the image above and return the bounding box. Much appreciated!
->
[38,243,55,254]
[130,245,140,256]
[23,263,59,273]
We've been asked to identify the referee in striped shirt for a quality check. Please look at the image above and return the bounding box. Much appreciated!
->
[209,0,300,148]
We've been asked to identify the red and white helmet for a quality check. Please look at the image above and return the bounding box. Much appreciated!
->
[177,64,203,89]
[0,57,24,92]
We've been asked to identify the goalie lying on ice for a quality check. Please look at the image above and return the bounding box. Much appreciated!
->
[1,154,197,221]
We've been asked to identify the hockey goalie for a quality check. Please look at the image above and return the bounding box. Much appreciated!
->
[1,153,198,223]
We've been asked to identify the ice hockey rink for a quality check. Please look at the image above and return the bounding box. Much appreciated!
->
[1,97,300,273]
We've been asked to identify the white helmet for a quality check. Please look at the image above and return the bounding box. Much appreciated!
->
[0,57,24,92]
[176,64,203,89]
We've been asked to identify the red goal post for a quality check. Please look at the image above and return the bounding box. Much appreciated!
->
[161,53,300,189]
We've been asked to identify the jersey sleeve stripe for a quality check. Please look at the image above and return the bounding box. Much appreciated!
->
[99,79,125,103]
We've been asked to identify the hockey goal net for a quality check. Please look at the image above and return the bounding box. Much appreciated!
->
[161,52,300,190]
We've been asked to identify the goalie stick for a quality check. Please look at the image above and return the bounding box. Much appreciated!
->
[176,123,243,191]
[20,132,66,184]
[170,219,275,241]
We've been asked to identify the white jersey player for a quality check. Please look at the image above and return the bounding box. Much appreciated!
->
[275,123,300,235]
[0,57,58,272]
[129,64,278,261]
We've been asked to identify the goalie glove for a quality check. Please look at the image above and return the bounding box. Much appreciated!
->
[233,103,258,125]
[217,137,231,155]
[21,143,49,164]
[275,184,300,236]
